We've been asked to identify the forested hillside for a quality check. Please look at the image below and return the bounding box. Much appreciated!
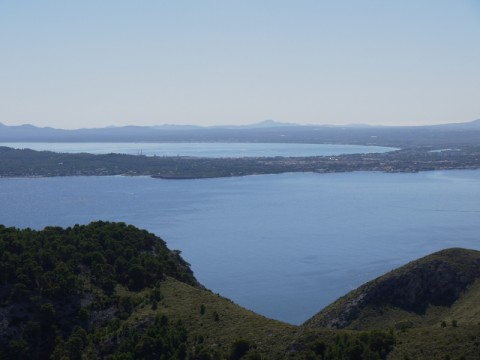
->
[0,222,198,359]
[1,223,479,359]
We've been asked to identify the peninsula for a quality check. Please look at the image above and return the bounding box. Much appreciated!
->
[1,145,480,179]
[1,120,480,179]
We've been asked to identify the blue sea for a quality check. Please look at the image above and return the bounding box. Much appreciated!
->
[1,170,479,324]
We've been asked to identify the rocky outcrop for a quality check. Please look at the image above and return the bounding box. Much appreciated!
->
[304,248,480,329]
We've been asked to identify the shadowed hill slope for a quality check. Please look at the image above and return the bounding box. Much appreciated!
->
[2,222,480,359]
[304,248,480,330]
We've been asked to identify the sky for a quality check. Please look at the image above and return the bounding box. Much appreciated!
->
[1,1,479,129]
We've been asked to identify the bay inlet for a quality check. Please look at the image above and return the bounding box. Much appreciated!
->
[1,169,479,324]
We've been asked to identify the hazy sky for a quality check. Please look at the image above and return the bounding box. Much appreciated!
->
[1,1,479,129]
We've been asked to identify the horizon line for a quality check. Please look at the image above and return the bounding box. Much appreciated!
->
[1,118,479,131]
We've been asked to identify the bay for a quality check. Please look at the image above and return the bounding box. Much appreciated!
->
[1,170,479,324]
[0,142,395,158]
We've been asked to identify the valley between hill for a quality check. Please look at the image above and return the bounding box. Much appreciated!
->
[1,222,480,359]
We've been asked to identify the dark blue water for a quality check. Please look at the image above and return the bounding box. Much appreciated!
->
[0,142,395,158]
[1,170,479,324]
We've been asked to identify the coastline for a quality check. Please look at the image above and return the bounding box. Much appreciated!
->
[1,145,480,180]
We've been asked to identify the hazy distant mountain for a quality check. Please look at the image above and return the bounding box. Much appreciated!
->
[1,119,480,146]
[150,124,203,130]
[215,119,298,129]
[429,118,480,130]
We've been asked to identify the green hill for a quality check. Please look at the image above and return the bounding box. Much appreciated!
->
[304,248,480,330]
[1,222,480,359]
[304,248,480,359]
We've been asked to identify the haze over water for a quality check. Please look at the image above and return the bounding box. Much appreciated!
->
[1,169,479,324]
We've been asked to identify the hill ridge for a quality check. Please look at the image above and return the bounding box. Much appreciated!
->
[2,223,480,359]
[304,248,480,330]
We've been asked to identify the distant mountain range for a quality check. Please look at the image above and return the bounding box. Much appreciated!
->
[1,119,480,146]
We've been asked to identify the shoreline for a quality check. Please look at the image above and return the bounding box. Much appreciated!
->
[1,145,480,180]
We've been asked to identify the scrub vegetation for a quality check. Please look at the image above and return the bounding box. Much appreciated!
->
[1,222,480,359]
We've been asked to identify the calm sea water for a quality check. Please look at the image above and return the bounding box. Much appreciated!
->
[1,170,479,324]
[0,142,395,158]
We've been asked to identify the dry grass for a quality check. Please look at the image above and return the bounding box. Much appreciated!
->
[116,255,480,359]
[124,277,310,357]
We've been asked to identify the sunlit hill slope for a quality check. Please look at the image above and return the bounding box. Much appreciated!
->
[1,222,480,359]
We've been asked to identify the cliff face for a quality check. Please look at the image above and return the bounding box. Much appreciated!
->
[304,248,480,329]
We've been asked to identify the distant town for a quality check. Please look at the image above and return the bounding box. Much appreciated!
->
[1,145,479,179]
[1,120,480,179]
